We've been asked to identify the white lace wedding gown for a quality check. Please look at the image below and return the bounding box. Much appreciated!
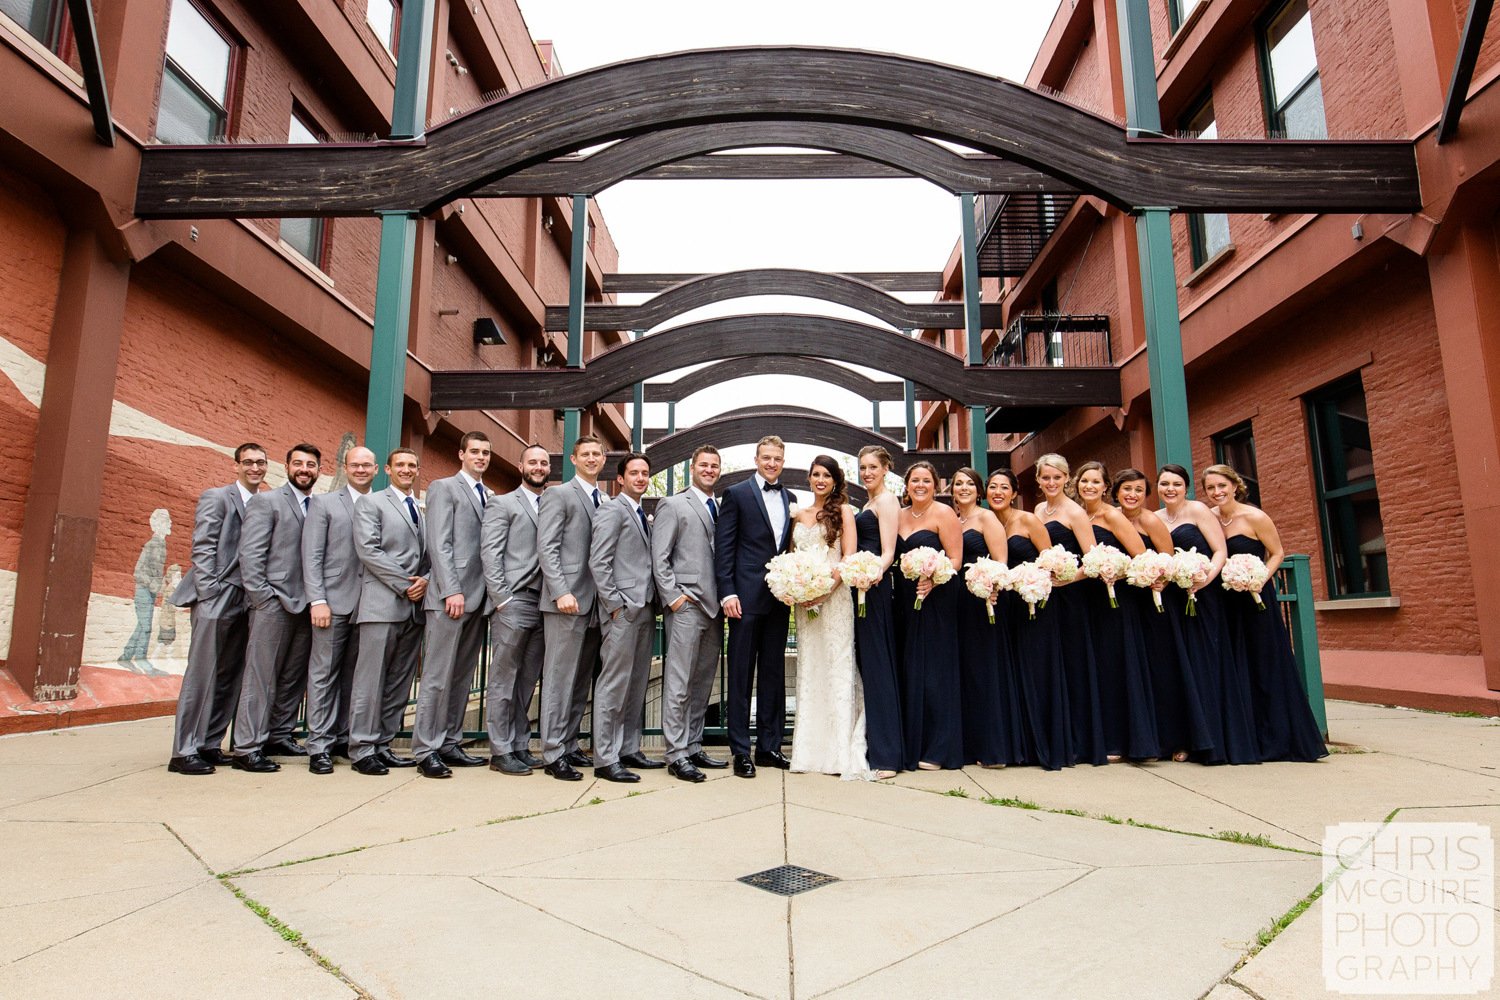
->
[789,522,872,780]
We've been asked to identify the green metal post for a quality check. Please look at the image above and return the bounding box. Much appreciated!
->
[1281,554,1328,739]
[631,330,645,451]
[364,0,433,488]
[1116,0,1194,476]
[871,401,881,436]
[561,195,589,482]
[562,409,580,482]
[903,379,917,449]
[960,194,988,481]
[665,402,678,494]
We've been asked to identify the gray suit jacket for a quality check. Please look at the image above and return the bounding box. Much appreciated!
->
[302,488,364,617]
[651,490,718,610]
[538,477,600,616]
[590,497,657,615]
[239,483,311,614]
[481,487,543,608]
[354,486,429,624]
[171,482,247,617]
[423,473,491,614]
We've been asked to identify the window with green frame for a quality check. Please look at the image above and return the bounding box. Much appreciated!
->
[1306,374,1389,597]
[1166,0,1202,34]
[1259,0,1326,139]
[1211,421,1261,507]
[1182,93,1230,268]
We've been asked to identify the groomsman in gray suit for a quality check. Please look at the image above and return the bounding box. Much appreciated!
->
[413,431,494,779]
[479,444,551,776]
[652,445,730,783]
[348,448,429,775]
[232,443,322,772]
[167,443,267,775]
[588,452,663,783]
[301,446,376,774]
[537,434,608,781]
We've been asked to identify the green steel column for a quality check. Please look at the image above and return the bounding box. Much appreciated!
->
[1116,0,1193,476]
[631,330,645,451]
[664,402,678,494]
[871,401,881,436]
[562,195,589,482]
[1282,554,1328,739]
[365,0,434,487]
[960,194,988,482]
[903,378,916,449]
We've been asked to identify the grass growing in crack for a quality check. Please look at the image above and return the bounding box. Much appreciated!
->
[587,796,605,805]
[221,844,371,877]
[944,787,969,798]
[982,795,1041,810]
[1326,743,1370,754]
[218,877,360,988]
[1216,830,1279,849]
[1256,882,1323,949]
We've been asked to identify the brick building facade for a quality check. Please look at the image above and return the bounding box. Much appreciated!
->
[0,0,628,726]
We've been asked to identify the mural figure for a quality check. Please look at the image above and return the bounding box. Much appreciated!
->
[120,508,172,674]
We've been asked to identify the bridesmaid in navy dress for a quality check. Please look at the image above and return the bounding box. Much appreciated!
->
[853,445,903,778]
[1034,453,1105,766]
[1073,461,1158,761]
[989,469,1071,770]
[1112,468,1214,762]
[1157,464,1259,764]
[951,468,1025,768]
[894,461,965,770]
[1203,464,1328,762]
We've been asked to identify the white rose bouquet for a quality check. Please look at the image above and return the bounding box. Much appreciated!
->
[1221,553,1271,610]
[898,546,955,611]
[765,550,836,620]
[838,550,884,618]
[1081,543,1131,609]
[963,557,1011,624]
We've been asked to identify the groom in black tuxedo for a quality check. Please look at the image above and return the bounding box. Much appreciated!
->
[714,435,793,778]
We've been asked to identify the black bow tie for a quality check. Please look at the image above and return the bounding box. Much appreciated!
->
[762,482,783,492]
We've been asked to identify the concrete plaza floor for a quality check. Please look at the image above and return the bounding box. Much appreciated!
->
[1,701,1496,999]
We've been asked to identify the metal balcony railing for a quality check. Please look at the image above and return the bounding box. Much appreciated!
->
[987,313,1112,368]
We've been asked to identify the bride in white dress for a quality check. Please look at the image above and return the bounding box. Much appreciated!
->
[789,456,872,780]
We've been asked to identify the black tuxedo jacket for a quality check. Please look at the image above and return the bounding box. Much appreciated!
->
[713,477,792,617]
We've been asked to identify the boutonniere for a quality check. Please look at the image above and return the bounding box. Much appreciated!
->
[646,514,654,524]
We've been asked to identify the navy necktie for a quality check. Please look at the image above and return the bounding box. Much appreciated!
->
[592,487,600,509]
[405,496,419,526]
[637,506,650,537]
[301,495,309,514]
[706,497,718,523]
[475,482,486,508]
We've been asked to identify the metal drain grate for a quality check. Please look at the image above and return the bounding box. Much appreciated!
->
[738,864,840,896]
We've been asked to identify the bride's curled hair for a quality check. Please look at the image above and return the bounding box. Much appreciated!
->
[810,454,848,545]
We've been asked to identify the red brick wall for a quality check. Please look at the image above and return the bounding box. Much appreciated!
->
[1188,257,1478,656]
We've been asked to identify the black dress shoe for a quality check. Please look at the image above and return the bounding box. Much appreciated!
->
[377,748,417,768]
[754,749,792,770]
[351,756,389,776]
[688,750,728,769]
[594,762,641,783]
[733,754,756,779]
[620,751,665,770]
[263,739,309,757]
[439,747,487,767]
[197,747,233,767]
[563,749,594,768]
[490,752,532,775]
[516,748,544,769]
[308,752,334,775]
[668,759,706,783]
[329,742,351,760]
[418,754,453,779]
[168,754,215,775]
[544,759,582,781]
[232,751,280,773]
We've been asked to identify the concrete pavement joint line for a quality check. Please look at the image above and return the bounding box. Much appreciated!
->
[802,869,1097,999]
[0,881,204,912]
[470,876,769,999]
[217,876,372,999]
[6,880,204,965]
[0,761,164,812]
[1222,977,1272,1000]
[781,772,795,1000]
[1130,762,1320,847]
[235,773,422,871]
[1362,749,1500,781]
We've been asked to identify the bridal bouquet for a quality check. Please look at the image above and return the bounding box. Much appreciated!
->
[1010,562,1053,620]
[964,557,1011,624]
[898,546,955,611]
[1221,553,1271,610]
[839,550,884,618]
[1081,543,1131,609]
[765,550,836,620]
[1170,548,1213,617]
[1126,550,1174,612]
[1035,544,1080,583]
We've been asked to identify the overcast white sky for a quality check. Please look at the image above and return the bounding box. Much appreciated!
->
[513,1,1063,472]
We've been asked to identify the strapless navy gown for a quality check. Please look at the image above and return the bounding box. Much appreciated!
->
[1125,532,1214,759]
[1044,520,1105,765]
[1223,535,1328,762]
[853,510,903,772]
[957,529,1025,766]
[894,529,963,770]
[1084,525,1158,760]
[1002,534,1071,770]
[1168,523,1258,764]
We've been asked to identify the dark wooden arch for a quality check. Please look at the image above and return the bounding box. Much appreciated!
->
[482,121,1077,197]
[643,404,867,442]
[135,47,1419,218]
[716,467,868,504]
[429,314,1121,410]
[647,411,904,469]
[545,268,1001,332]
[604,355,910,404]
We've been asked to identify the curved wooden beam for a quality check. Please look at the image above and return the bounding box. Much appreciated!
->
[545,268,1001,332]
[429,314,1121,410]
[645,411,908,470]
[135,47,1419,218]
[480,121,1077,197]
[616,356,906,404]
[717,467,868,504]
